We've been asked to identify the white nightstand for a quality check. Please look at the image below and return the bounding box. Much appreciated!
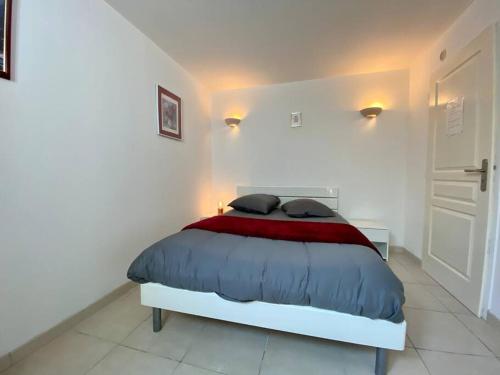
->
[348,219,390,260]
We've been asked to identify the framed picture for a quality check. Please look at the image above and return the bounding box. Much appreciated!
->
[0,0,12,80]
[157,85,182,140]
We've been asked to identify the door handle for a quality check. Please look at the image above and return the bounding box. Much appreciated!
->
[464,168,487,173]
[464,159,488,192]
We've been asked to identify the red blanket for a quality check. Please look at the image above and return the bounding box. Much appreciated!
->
[183,216,380,256]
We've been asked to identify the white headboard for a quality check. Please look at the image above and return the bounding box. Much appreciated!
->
[236,186,339,211]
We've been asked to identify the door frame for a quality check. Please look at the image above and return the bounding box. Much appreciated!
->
[423,25,498,318]
[484,23,500,317]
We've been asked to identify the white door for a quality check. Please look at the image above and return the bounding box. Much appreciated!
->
[423,27,495,317]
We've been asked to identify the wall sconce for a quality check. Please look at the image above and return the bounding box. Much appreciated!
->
[217,201,224,215]
[360,107,382,118]
[225,117,241,127]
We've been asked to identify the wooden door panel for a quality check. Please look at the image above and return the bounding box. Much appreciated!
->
[429,207,473,278]
[433,181,478,203]
[434,54,480,170]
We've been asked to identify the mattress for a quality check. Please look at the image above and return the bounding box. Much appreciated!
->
[127,210,405,323]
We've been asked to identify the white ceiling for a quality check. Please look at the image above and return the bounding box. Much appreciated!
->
[105,0,472,91]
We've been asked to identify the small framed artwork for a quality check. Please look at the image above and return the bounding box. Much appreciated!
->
[0,0,12,80]
[157,85,182,140]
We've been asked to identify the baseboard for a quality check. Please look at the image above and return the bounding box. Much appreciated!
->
[0,281,135,372]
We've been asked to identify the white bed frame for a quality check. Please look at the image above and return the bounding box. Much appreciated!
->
[140,186,406,375]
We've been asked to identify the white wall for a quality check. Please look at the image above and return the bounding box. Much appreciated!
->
[0,0,212,356]
[403,54,432,259]
[211,70,409,245]
[404,0,500,315]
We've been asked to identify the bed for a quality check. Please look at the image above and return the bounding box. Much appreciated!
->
[127,186,406,375]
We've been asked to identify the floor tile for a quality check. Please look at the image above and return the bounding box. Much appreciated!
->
[86,346,178,375]
[3,332,114,375]
[4,249,496,375]
[389,261,419,284]
[454,313,500,357]
[341,346,429,375]
[425,285,472,315]
[391,251,422,269]
[261,333,427,375]
[406,335,414,348]
[183,320,267,375]
[260,332,363,375]
[404,284,447,312]
[389,253,434,282]
[0,355,11,373]
[387,257,400,267]
[388,347,430,374]
[418,349,500,375]
[173,363,224,375]
[405,308,492,355]
[76,287,151,343]
[123,312,206,361]
[486,314,500,329]
[405,267,438,286]
[388,256,438,286]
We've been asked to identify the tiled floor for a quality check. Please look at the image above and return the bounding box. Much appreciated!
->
[3,250,500,375]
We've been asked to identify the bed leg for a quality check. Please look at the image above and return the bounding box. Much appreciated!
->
[152,307,162,332]
[375,348,388,375]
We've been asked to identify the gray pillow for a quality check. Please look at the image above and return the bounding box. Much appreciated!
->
[228,194,280,215]
[281,199,334,218]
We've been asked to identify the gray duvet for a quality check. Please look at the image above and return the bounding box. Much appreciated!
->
[127,210,405,323]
